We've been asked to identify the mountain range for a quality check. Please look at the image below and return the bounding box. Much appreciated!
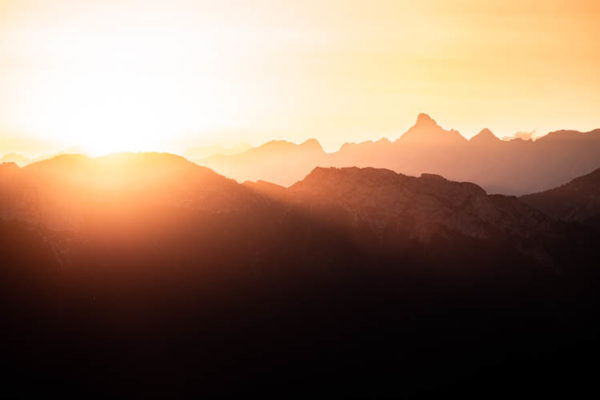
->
[4,114,600,196]
[1,152,589,249]
[2,152,600,396]
[198,113,600,195]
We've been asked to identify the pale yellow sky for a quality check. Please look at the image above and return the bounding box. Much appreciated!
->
[1,0,599,155]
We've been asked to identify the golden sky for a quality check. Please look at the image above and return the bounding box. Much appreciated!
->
[1,0,599,155]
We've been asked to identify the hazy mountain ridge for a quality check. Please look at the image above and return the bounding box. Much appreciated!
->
[469,128,501,144]
[196,114,600,194]
[0,153,260,232]
[5,115,599,195]
[198,138,328,184]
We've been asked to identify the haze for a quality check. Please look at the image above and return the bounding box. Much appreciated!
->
[1,0,599,156]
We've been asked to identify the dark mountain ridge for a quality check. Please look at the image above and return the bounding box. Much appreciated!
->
[2,154,600,397]
[521,167,600,230]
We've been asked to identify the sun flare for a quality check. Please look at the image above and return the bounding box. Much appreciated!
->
[21,30,234,156]
[1,0,599,155]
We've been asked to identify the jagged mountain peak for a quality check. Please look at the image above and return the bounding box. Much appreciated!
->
[470,128,500,144]
[415,113,437,127]
[397,114,467,144]
[300,138,324,151]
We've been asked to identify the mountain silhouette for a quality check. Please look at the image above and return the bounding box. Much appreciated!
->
[469,128,501,145]
[395,113,467,145]
[1,153,249,232]
[2,154,600,397]
[199,138,327,185]
[197,114,600,195]
[521,167,600,230]
[288,167,557,245]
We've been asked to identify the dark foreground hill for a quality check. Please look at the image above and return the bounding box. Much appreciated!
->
[521,167,600,230]
[2,154,600,398]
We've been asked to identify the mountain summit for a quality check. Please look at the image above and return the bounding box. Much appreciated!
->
[299,138,324,151]
[415,112,438,127]
[470,128,501,144]
[397,113,467,145]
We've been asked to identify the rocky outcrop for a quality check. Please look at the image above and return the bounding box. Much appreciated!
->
[289,167,555,242]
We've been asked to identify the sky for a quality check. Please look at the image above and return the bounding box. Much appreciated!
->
[1,0,599,155]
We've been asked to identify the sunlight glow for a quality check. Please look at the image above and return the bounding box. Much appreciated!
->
[23,31,233,155]
[1,1,599,155]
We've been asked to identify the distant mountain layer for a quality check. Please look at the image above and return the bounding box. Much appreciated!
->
[521,167,600,230]
[199,138,327,187]
[197,113,600,195]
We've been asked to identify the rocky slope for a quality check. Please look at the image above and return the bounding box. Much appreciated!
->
[289,167,556,243]
[521,167,600,230]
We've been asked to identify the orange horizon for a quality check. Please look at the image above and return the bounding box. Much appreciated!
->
[2,112,600,162]
[1,1,599,156]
